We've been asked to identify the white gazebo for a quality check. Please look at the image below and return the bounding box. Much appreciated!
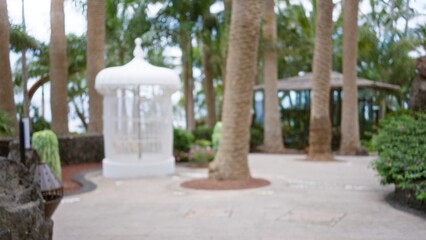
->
[95,38,180,178]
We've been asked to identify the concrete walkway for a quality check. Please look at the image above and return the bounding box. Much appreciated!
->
[53,154,426,240]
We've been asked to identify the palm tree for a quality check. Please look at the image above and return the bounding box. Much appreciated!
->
[87,0,105,134]
[155,0,196,132]
[0,0,18,131]
[50,0,69,135]
[340,0,361,155]
[199,1,217,128]
[21,0,30,120]
[181,31,195,132]
[209,0,263,180]
[307,0,334,161]
[219,0,232,97]
[201,35,217,128]
[261,0,285,153]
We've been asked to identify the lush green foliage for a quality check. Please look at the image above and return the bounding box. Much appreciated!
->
[211,122,222,153]
[5,0,425,138]
[9,24,40,52]
[194,139,211,148]
[190,145,214,166]
[173,128,194,153]
[250,124,264,151]
[0,111,15,136]
[32,130,62,180]
[193,126,213,141]
[30,108,51,133]
[372,113,426,200]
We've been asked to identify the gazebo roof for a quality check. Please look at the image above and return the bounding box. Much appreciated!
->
[254,71,400,91]
[96,38,180,94]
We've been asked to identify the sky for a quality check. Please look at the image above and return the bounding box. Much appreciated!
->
[6,0,426,132]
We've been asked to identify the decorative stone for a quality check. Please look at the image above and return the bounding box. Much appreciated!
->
[57,134,104,165]
[0,157,51,240]
[3,135,104,166]
[7,141,40,169]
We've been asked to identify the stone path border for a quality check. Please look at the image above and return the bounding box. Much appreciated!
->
[64,169,100,196]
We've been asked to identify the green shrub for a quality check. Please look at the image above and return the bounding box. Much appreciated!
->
[193,126,213,141]
[31,108,51,133]
[195,139,212,147]
[0,111,15,136]
[32,130,62,180]
[211,122,222,153]
[250,124,264,151]
[191,145,214,165]
[360,131,376,152]
[372,113,426,200]
[173,128,194,152]
[173,128,194,162]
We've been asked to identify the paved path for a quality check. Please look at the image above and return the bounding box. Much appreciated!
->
[53,154,426,240]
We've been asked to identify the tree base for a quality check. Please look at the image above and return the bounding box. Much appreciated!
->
[339,146,369,156]
[256,145,302,154]
[181,178,270,190]
[306,152,336,161]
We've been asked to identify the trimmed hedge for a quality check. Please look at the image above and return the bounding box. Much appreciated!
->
[372,113,426,200]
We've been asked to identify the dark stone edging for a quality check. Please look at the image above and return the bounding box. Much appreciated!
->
[64,169,101,196]
[0,135,104,166]
[385,191,426,220]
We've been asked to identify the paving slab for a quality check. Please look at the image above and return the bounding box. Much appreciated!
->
[52,154,426,240]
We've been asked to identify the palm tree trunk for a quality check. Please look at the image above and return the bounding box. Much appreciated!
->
[21,0,30,120]
[307,0,334,161]
[340,0,361,155]
[87,0,105,134]
[261,0,285,153]
[21,50,30,118]
[209,0,263,180]
[219,0,232,117]
[0,0,18,132]
[202,39,216,128]
[50,0,69,135]
[181,33,195,132]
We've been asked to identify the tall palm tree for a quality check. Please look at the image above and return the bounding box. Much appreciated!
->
[209,0,263,180]
[21,0,30,120]
[202,39,216,128]
[0,0,18,131]
[87,0,105,134]
[219,0,232,97]
[262,0,285,153]
[307,0,334,161]
[340,0,361,155]
[50,0,69,135]
[181,31,195,132]
[156,0,196,132]
[200,4,217,128]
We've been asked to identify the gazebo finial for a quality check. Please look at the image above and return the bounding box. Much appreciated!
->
[133,38,143,58]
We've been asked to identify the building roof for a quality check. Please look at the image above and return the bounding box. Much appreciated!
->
[254,71,400,91]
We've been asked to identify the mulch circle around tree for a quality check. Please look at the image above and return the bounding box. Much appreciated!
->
[181,178,270,190]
